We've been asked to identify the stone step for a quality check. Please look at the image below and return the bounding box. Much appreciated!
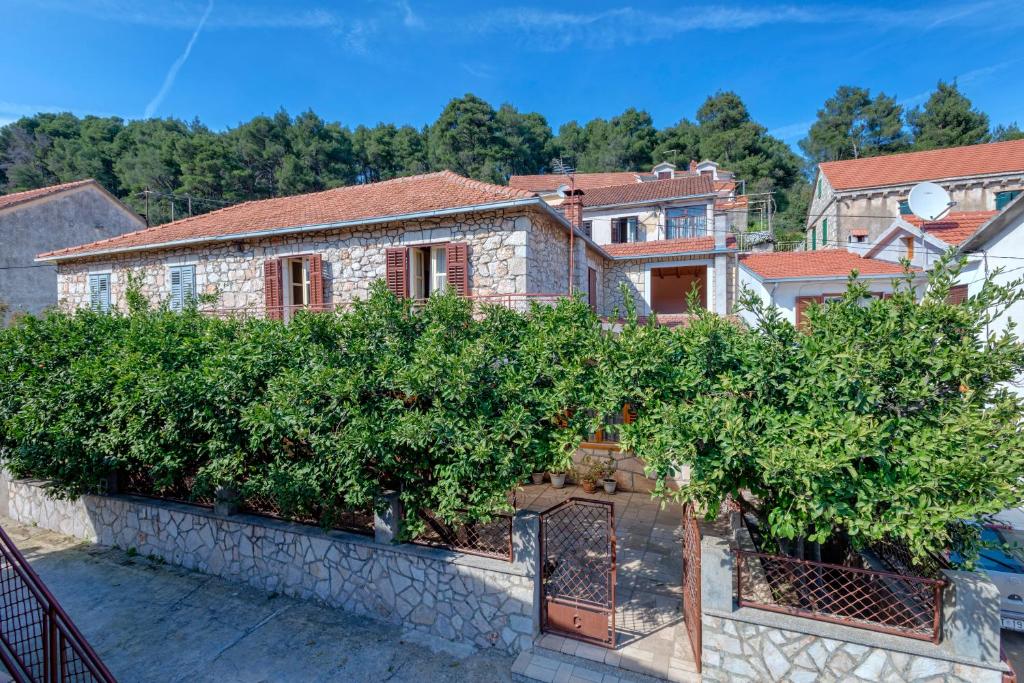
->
[512,635,700,683]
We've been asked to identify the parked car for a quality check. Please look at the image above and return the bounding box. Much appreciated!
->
[969,524,1024,632]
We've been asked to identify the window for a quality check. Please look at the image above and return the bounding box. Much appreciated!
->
[657,170,671,180]
[811,226,817,250]
[410,245,448,298]
[584,405,635,447]
[264,254,324,320]
[899,200,912,215]
[582,220,593,238]
[902,236,915,261]
[817,178,822,199]
[666,206,707,239]
[947,284,968,305]
[168,265,196,311]
[88,273,111,312]
[611,216,638,244]
[996,190,1022,211]
[821,218,828,247]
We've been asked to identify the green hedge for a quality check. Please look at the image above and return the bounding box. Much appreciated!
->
[0,282,610,535]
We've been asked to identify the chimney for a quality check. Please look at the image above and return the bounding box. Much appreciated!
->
[563,190,584,229]
[689,160,699,173]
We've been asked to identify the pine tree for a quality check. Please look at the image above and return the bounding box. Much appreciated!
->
[799,86,908,163]
[908,81,990,150]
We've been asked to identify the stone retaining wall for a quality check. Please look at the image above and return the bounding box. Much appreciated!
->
[5,479,538,654]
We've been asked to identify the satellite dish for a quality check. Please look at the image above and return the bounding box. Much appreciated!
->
[907,182,954,222]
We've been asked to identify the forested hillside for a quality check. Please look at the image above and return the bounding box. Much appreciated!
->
[0,81,1019,234]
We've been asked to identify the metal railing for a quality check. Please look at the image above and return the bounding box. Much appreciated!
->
[772,240,804,252]
[412,509,513,561]
[0,525,116,683]
[736,549,945,642]
[240,494,375,537]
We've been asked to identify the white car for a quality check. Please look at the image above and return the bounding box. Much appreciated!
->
[971,523,1024,632]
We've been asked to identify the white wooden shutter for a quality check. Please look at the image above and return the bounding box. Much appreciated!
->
[170,268,182,311]
[89,274,110,312]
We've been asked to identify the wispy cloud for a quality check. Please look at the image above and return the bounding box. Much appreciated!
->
[396,0,423,29]
[467,2,1016,50]
[144,0,213,118]
[768,119,817,142]
[461,62,495,79]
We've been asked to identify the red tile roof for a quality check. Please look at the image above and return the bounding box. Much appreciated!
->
[581,176,714,208]
[508,171,640,192]
[903,210,997,246]
[39,171,539,260]
[601,234,735,258]
[0,179,98,211]
[741,250,914,280]
[819,139,1024,191]
[850,228,869,237]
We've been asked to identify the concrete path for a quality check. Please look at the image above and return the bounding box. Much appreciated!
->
[2,516,513,683]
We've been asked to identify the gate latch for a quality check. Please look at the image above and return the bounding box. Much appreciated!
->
[573,614,582,630]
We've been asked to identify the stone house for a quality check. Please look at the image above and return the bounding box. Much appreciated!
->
[0,179,144,321]
[40,170,746,493]
[806,139,1024,249]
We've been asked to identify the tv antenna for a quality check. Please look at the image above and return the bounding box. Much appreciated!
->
[907,182,956,222]
[551,157,575,176]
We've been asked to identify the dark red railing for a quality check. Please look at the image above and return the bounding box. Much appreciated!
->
[681,503,702,672]
[736,549,945,642]
[412,509,513,561]
[0,526,116,683]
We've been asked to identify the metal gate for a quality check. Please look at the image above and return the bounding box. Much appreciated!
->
[682,502,702,671]
[539,498,616,648]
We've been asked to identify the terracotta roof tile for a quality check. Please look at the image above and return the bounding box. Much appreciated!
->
[40,171,538,260]
[904,210,997,246]
[508,171,640,192]
[741,250,914,280]
[819,139,1024,191]
[601,234,735,258]
[581,176,714,208]
[0,179,97,211]
[850,228,869,237]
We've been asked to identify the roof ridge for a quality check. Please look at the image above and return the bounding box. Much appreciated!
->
[821,138,1024,169]
[437,170,535,199]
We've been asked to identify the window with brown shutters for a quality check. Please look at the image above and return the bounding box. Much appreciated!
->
[446,242,470,296]
[308,254,325,310]
[947,284,968,305]
[264,259,283,320]
[385,247,409,298]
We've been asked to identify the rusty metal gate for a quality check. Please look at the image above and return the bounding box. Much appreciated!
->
[682,502,702,671]
[539,498,616,648]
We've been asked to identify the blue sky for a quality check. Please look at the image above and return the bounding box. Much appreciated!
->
[3,0,1023,152]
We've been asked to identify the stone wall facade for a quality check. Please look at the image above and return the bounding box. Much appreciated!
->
[701,613,1001,683]
[5,479,538,654]
[56,208,559,315]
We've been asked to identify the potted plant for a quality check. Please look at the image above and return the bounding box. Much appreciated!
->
[549,467,569,489]
[601,461,618,494]
[577,456,605,495]
[531,471,545,485]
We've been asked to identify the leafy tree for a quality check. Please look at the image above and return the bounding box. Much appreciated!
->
[620,258,1024,561]
[652,118,701,167]
[492,104,553,179]
[575,108,658,172]
[112,118,190,224]
[277,110,356,194]
[908,80,990,150]
[697,91,802,194]
[800,85,909,162]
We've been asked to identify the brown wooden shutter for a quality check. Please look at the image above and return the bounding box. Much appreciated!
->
[446,242,470,296]
[588,267,598,311]
[624,404,637,424]
[795,295,822,329]
[308,254,325,310]
[385,247,409,298]
[947,284,968,305]
[264,259,283,320]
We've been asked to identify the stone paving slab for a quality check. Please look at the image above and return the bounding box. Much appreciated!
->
[1,516,513,682]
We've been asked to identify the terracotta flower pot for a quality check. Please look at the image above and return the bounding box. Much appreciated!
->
[581,480,597,494]
[531,472,545,485]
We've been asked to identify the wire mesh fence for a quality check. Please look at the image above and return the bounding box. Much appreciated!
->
[240,493,375,537]
[119,471,214,508]
[412,509,513,561]
[736,549,945,642]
